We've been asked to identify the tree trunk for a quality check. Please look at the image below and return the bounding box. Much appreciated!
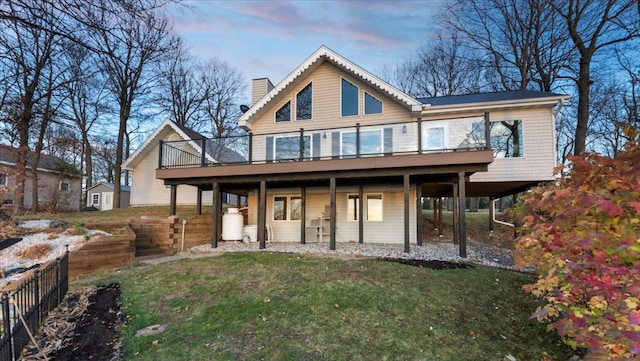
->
[573,55,592,155]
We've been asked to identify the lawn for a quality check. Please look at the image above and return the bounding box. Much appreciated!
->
[79,252,571,361]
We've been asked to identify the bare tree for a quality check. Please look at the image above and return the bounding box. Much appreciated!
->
[444,0,572,92]
[60,41,109,201]
[91,7,173,208]
[200,58,246,138]
[552,0,640,155]
[157,36,207,128]
[412,32,483,97]
[0,0,59,208]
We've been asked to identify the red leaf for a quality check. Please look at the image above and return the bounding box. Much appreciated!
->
[630,201,640,213]
[597,199,624,218]
[631,313,640,326]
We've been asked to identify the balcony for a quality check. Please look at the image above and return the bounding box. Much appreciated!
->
[157,117,493,183]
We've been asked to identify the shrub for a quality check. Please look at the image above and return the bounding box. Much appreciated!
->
[515,140,640,360]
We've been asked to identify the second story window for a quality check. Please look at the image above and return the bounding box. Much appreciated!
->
[341,78,358,116]
[296,83,312,120]
[275,101,291,122]
[364,92,382,115]
[491,120,523,158]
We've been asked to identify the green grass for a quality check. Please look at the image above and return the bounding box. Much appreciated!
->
[80,252,570,361]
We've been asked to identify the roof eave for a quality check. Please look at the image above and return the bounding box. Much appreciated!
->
[420,95,570,115]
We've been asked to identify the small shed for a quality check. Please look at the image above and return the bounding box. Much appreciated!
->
[86,182,131,210]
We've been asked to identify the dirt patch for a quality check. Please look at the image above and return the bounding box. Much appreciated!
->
[54,283,122,360]
[380,258,475,269]
[22,283,122,361]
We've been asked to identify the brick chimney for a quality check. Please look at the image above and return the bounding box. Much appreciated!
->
[251,78,274,106]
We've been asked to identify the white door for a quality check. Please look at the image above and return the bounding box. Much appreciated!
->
[102,192,113,211]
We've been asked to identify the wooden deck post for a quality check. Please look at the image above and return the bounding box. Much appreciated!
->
[169,185,177,216]
[403,174,410,253]
[458,172,467,258]
[452,184,459,245]
[211,181,219,248]
[196,187,203,215]
[358,184,364,243]
[258,181,266,249]
[329,177,336,250]
[416,182,423,246]
[300,187,306,244]
[438,197,443,237]
[432,198,437,231]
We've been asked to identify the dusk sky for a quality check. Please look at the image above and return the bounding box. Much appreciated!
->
[167,0,446,100]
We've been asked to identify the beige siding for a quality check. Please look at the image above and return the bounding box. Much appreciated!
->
[250,62,414,135]
[130,131,201,206]
[246,186,416,244]
[471,107,557,182]
[0,165,80,211]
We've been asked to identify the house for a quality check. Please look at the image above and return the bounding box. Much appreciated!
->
[86,182,131,210]
[0,144,81,211]
[151,46,568,256]
[123,119,247,209]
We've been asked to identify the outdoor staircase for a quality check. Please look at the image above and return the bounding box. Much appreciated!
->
[131,226,174,259]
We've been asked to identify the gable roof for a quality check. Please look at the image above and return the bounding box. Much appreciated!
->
[238,45,424,128]
[0,144,80,177]
[86,182,131,192]
[123,119,246,170]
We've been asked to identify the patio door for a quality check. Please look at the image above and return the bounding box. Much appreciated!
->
[102,192,113,211]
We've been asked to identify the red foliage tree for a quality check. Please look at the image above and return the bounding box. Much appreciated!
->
[515,139,640,359]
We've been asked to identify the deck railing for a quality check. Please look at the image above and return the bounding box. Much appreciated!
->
[159,116,490,169]
[0,250,69,361]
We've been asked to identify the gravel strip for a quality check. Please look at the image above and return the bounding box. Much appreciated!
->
[189,241,516,269]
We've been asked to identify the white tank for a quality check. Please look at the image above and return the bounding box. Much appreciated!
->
[222,208,244,241]
[243,225,257,243]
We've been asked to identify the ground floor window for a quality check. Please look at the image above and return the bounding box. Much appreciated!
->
[60,182,70,191]
[273,195,302,221]
[346,193,383,221]
[91,193,100,206]
[0,173,6,186]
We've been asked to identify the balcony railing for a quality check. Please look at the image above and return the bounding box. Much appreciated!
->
[159,117,490,169]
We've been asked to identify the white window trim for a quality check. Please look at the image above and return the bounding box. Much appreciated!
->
[91,193,100,206]
[295,82,313,121]
[274,100,291,123]
[345,193,383,222]
[273,134,313,160]
[272,195,302,222]
[340,77,359,117]
[60,181,70,192]
[339,128,383,158]
[364,91,383,115]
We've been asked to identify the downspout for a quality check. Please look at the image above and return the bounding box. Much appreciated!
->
[491,199,514,228]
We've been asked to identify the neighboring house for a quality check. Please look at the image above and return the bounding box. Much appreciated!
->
[123,119,246,209]
[152,46,568,256]
[0,144,81,211]
[86,182,131,210]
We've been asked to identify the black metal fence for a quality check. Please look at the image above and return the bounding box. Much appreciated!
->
[0,249,69,361]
